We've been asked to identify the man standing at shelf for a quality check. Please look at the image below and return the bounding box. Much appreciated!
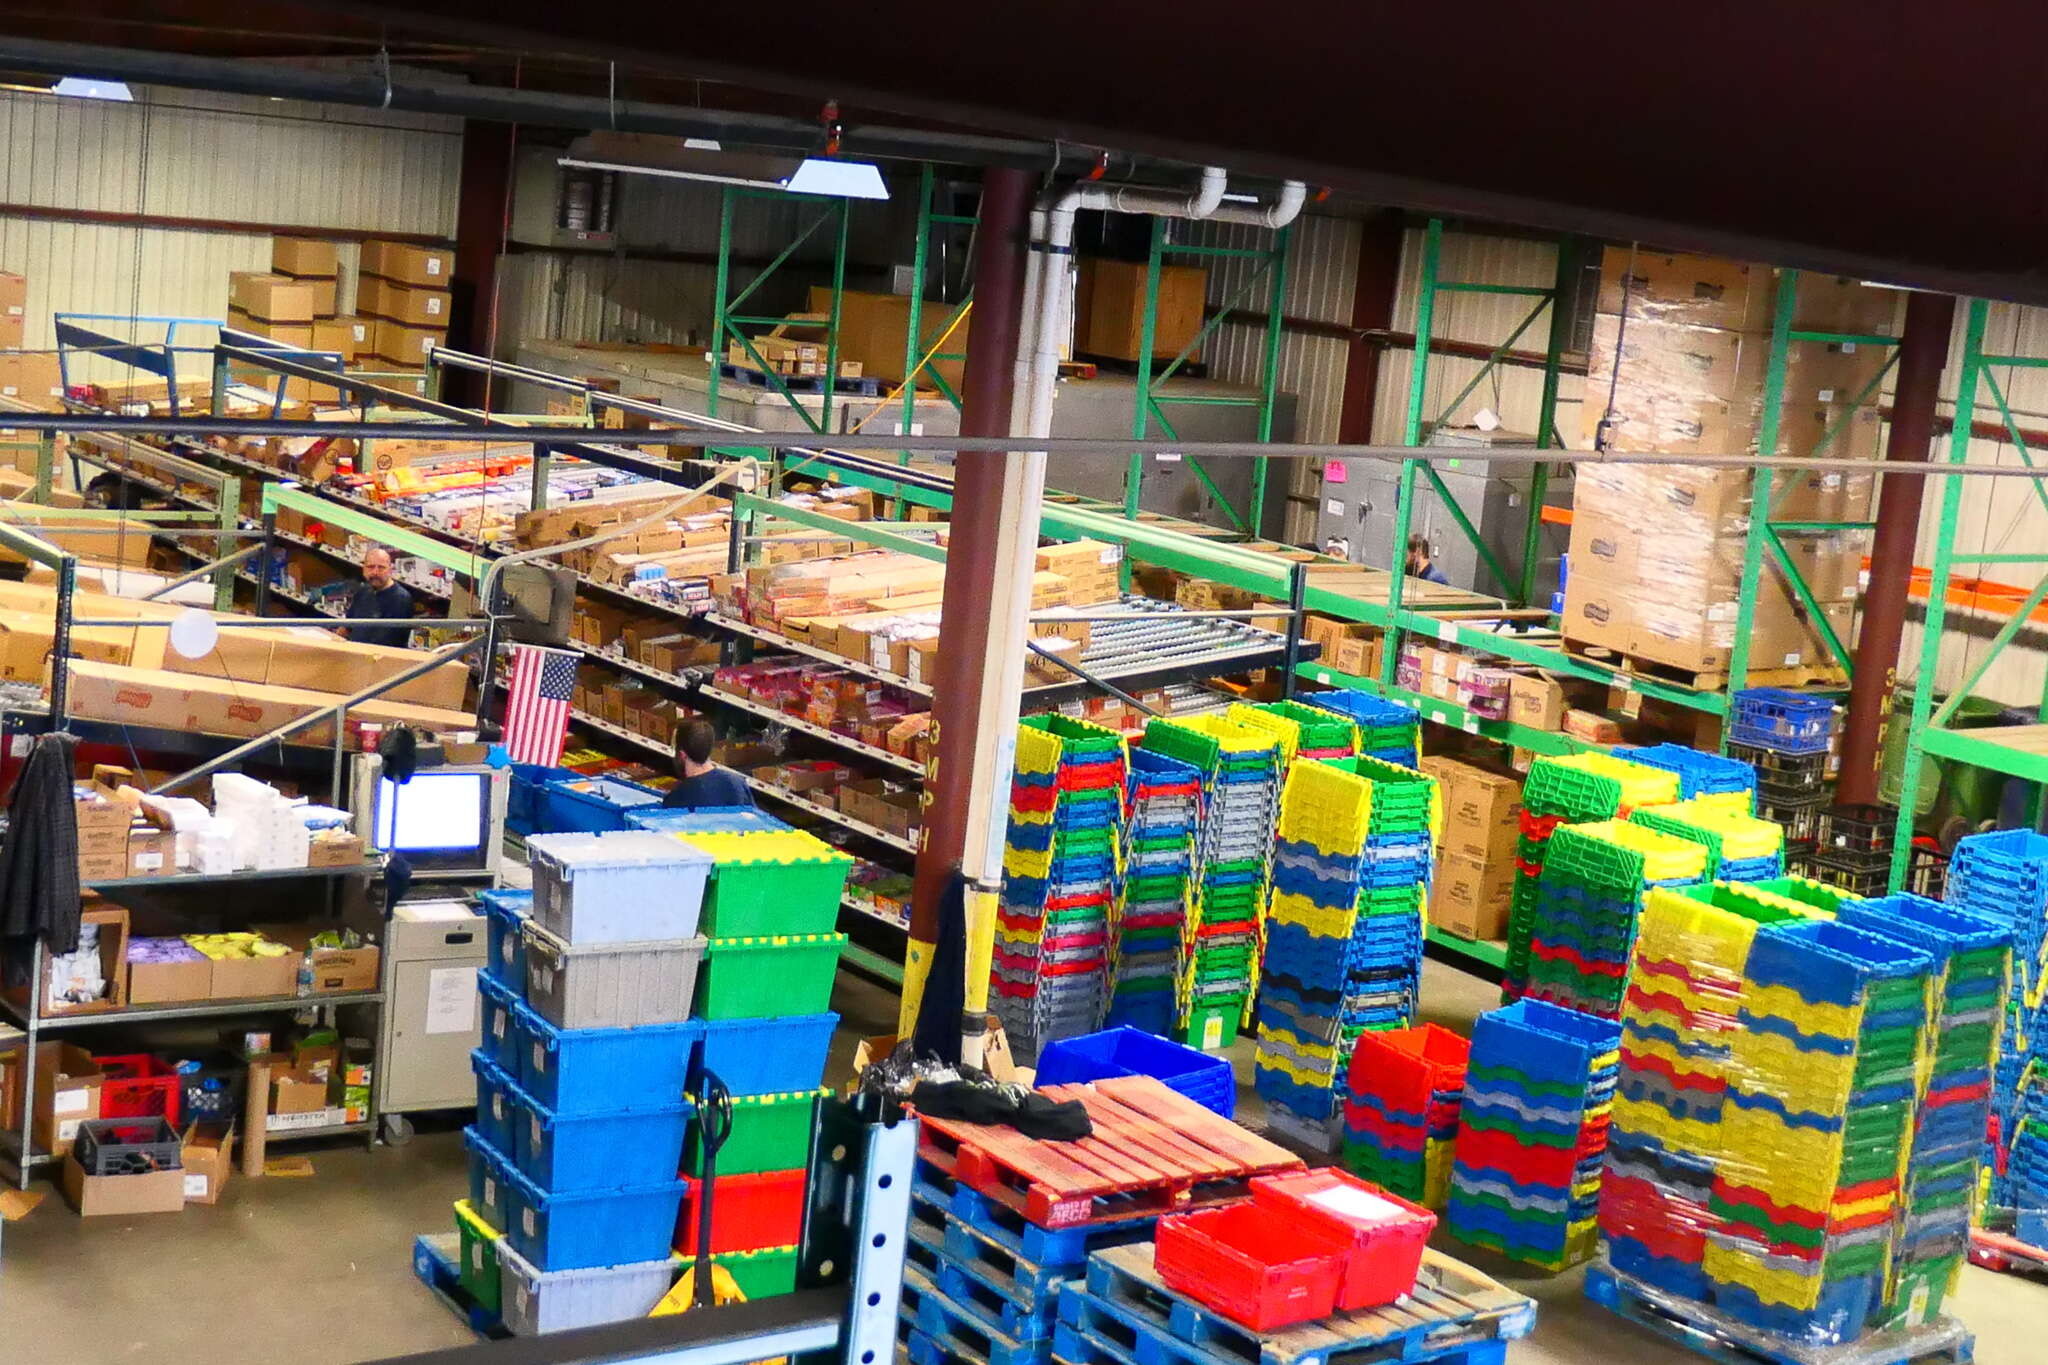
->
[341,547,415,648]
[1405,533,1450,585]
[663,717,756,810]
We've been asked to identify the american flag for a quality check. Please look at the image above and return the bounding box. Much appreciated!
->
[503,644,578,765]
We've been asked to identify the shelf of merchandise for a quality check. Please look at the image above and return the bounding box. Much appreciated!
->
[1294,661,1592,757]
[83,863,384,892]
[0,988,383,1031]
[714,613,932,696]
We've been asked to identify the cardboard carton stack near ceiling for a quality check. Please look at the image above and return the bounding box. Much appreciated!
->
[1564,247,1894,676]
[356,238,454,371]
[0,269,65,411]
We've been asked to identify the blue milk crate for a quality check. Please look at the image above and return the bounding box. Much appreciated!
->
[477,973,528,1074]
[697,1011,837,1096]
[479,887,533,991]
[464,1126,516,1231]
[472,1050,517,1155]
[1034,1027,1234,1118]
[539,776,666,834]
[628,806,792,835]
[1729,688,1836,754]
[518,1011,699,1115]
[505,1072,692,1192]
[500,1164,689,1272]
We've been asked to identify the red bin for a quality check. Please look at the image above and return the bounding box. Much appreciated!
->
[674,1167,806,1255]
[1250,1168,1436,1311]
[1153,1203,1349,1331]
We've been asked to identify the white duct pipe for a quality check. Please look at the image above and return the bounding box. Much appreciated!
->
[1010,206,1048,436]
[1208,179,1309,230]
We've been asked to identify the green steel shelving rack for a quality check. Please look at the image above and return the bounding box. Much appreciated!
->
[898,166,977,463]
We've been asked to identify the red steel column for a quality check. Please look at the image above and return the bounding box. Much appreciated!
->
[1336,210,1405,444]
[902,165,1035,1030]
[449,118,517,408]
[1837,289,1957,805]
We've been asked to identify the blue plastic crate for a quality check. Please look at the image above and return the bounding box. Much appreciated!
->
[1743,919,1937,1008]
[479,887,533,991]
[697,1011,837,1097]
[464,1126,516,1231]
[508,764,577,836]
[518,1011,699,1115]
[539,776,666,834]
[1613,744,1756,801]
[504,1072,692,1192]
[472,1050,517,1155]
[477,973,529,1074]
[1729,688,1837,755]
[1034,1027,1234,1118]
[500,1163,689,1272]
[627,806,793,835]
[1951,828,2048,914]
[1470,998,1622,1083]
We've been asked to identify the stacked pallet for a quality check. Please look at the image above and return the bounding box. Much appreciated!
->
[1447,999,1620,1270]
[1521,821,1709,1018]
[1629,797,1785,883]
[1140,715,1280,1052]
[1504,752,1680,1001]
[996,716,1128,1061]
[1106,750,1203,1036]
[1340,1024,1469,1208]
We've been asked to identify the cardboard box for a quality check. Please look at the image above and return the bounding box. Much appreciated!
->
[60,659,476,744]
[272,237,339,278]
[1559,573,1632,653]
[206,946,299,1001]
[362,240,453,287]
[125,824,173,879]
[229,272,317,325]
[359,275,451,326]
[306,831,366,867]
[33,1042,103,1157]
[1563,709,1622,745]
[6,905,128,1018]
[262,627,469,710]
[180,1122,236,1204]
[802,288,969,389]
[1594,247,1897,336]
[127,942,214,1006]
[271,1067,331,1114]
[1076,258,1206,363]
[1440,765,1523,864]
[310,318,359,362]
[0,351,65,408]
[1508,672,1566,734]
[0,271,25,340]
[62,1153,186,1217]
[1432,853,1515,941]
[372,318,444,367]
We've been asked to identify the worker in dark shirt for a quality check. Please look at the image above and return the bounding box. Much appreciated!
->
[342,546,415,648]
[1405,533,1450,586]
[663,718,756,810]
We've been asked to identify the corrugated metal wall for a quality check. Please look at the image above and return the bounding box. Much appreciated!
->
[0,83,459,383]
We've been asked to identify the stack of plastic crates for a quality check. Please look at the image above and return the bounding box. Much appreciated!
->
[1522,820,1709,1018]
[669,817,850,1298]
[1600,883,1810,1305]
[1107,749,1203,1036]
[1300,688,1422,768]
[1340,1024,1469,1208]
[1727,686,1838,872]
[1835,893,2012,1319]
[1945,828,2048,1221]
[1141,715,1279,1051]
[1629,797,1785,883]
[464,831,714,1335]
[1613,743,1756,808]
[1505,753,1681,1001]
[996,716,1128,1062]
[1448,999,1621,1270]
[1805,803,1900,899]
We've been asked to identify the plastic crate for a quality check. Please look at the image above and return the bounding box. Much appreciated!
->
[1181,997,1245,1052]
[1036,1028,1234,1117]
[696,1012,836,1097]
[1153,1202,1351,1331]
[478,972,529,1075]
[454,1198,504,1316]
[522,921,706,1030]
[627,806,792,835]
[712,1245,799,1300]
[1730,688,1837,754]
[501,1163,689,1272]
[506,1073,693,1193]
[479,888,533,992]
[526,831,711,946]
[170,1050,244,1125]
[97,1054,182,1126]
[472,1050,518,1155]
[675,1167,807,1255]
[1817,804,1899,858]
[71,1116,181,1176]
[686,1089,822,1176]
[465,1127,517,1231]
[538,776,665,834]
[518,1011,700,1116]
[695,934,846,1020]
[677,831,852,938]
[496,1240,674,1335]
[1250,1169,1435,1311]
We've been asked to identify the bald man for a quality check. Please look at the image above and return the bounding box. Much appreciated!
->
[341,547,416,648]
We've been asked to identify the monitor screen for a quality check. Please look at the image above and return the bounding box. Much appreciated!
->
[372,772,488,860]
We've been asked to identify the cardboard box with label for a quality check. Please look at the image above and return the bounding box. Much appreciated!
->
[1437,762,1524,864]
[272,237,339,279]
[63,1151,186,1217]
[360,276,450,327]
[5,905,129,1018]
[1432,852,1516,942]
[362,240,452,287]
[181,1122,236,1204]
[228,272,318,325]
[32,1042,104,1157]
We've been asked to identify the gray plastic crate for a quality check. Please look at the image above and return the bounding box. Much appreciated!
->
[73,1117,182,1175]
[496,1241,675,1335]
[526,831,711,946]
[522,921,706,1029]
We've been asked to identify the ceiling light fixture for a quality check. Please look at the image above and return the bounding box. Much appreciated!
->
[558,132,888,201]
[52,76,132,101]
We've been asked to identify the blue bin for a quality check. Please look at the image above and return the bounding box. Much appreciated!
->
[477,973,529,1074]
[519,1010,699,1115]
[698,1011,837,1097]
[472,1051,517,1155]
[479,887,533,991]
[540,777,665,834]
[504,1071,692,1192]
[500,1163,689,1272]
[463,1126,516,1231]
[628,806,792,835]
[508,764,577,836]
[1035,1026,1235,1118]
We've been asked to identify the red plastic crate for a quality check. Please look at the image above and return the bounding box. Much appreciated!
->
[1153,1203,1349,1331]
[97,1055,181,1126]
[1345,1024,1470,1109]
[674,1167,805,1255]
[1250,1169,1435,1311]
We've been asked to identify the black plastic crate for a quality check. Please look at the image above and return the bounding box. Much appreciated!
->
[1727,742,1830,792]
[1759,800,1828,845]
[1907,841,1951,899]
[171,1051,246,1125]
[1816,803,1900,857]
[1805,848,1893,900]
[72,1116,182,1176]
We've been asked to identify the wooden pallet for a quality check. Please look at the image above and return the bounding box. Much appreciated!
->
[916,1167,1156,1269]
[1561,639,1847,693]
[719,361,884,397]
[1055,1240,1533,1365]
[1584,1261,1973,1365]
[913,1075,1303,1229]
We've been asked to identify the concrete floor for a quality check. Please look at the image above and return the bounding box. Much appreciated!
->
[2,963,2043,1363]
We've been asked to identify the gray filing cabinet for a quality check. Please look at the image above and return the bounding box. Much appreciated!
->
[377,899,486,1140]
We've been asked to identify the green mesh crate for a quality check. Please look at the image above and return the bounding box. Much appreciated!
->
[715,1245,799,1299]
[697,933,847,1019]
[1022,713,1125,755]
[687,1089,824,1176]
[1522,759,1624,819]
[1356,885,1424,917]
[1250,701,1358,754]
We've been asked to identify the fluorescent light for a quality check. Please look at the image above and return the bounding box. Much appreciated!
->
[785,158,888,200]
[683,138,722,151]
[53,77,132,101]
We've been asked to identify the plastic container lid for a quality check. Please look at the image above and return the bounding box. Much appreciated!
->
[528,830,714,874]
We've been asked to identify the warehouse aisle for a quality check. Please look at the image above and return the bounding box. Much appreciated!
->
[1,965,2041,1364]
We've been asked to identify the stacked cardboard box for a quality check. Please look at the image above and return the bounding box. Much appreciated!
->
[1421,757,1523,942]
[1567,248,1894,677]
[357,239,454,371]
[0,270,63,409]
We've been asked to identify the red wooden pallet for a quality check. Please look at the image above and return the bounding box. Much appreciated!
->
[914,1075,1303,1229]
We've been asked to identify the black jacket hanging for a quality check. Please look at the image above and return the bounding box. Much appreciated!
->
[0,731,83,952]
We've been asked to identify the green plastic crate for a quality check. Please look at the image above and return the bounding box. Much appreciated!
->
[687,1088,825,1176]
[683,835,852,938]
[714,1245,800,1299]
[697,934,847,1020]
[454,1199,503,1315]
[1180,997,1244,1051]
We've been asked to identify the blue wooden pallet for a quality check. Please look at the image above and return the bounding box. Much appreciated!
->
[410,1233,510,1341]
[915,1166,1154,1270]
[914,1276,1055,1365]
[1584,1260,1973,1365]
[1058,1241,1532,1365]
[939,1259,1058,1344]
[943,1210,1073,1313]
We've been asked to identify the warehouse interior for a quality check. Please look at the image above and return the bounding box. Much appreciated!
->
[3,6,2048,1365]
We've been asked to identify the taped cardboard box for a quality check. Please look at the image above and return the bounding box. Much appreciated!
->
[229,272,317,325]
[59,660,476,744]
[359,275,451,326]
[361,240,453,287]
[1432,852,1515,941]
[1593,247,1897,336]
[28,1042,103,1157]
[63,1151,185,1217]
[181,1123,237,1204]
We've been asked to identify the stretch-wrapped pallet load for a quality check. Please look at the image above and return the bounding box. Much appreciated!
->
[995,715,1128,1063]
[1522,821,1710,1019]
[1505,752,1681,1001]
[1300,688,1423,768]
[1630,798,1785,883]
[1944,829,2048,1227]
[1449,999,1621,1270]
[1342,1023,1469,1208]
[1106,749,1203,1036]
[1139,715,1280,1051]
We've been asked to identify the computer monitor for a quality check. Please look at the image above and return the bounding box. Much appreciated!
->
[351,756,508,877]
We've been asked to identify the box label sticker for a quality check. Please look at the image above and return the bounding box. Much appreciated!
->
[53,1087,89,1116]
[184,1173,209,1199]
[1154,451,1181,463]
[426,258,443,276]
[1325,499,1345,516]
[57,1117,81,1141]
